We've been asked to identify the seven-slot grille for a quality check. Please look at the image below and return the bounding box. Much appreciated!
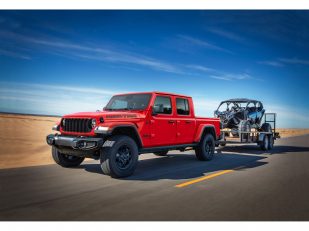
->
[62,118,93,133]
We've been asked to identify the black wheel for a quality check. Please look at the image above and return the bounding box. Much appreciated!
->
[100,135,139,178]
[153,151,168,156]
[259,123,272,151]
[52,146,85,167]
[268,134,274,150]
[195,133,215,161]
[260,134,269,151]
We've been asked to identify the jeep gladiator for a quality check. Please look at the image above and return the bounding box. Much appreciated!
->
[46,92,221,178]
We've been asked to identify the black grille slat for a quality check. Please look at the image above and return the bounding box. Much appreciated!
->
[62,118,92,133]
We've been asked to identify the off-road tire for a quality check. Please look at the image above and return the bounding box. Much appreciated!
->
[100,135,139,178]
[153,151,169,156]
[260,123,272,133]
[52,146,85,167]
[195,133,215,161]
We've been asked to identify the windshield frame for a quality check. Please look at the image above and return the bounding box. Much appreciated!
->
[104,93,152,111]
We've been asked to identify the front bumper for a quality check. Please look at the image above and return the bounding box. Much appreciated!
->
[46,134,104,151]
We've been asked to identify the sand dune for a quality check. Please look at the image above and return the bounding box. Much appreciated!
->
[0,113,308,169]
[0,114,60,169]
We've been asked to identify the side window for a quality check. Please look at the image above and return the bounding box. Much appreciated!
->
[176,98,190,115]
[153,96,172,114]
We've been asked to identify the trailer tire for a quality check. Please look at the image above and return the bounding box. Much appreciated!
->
[195,133,215,161]
[268,134,274,150]
[100,135,139,178]
[52,146,85,167]
[260,135,269,151]
[153,151,168,156]
[259,123,272,151]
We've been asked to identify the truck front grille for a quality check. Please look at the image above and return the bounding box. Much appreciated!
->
[62,118,92,133]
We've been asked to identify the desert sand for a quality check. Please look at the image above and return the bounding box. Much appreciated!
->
[0,113,308,170]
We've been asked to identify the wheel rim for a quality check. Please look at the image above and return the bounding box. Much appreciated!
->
[115,145,132,169]
[205,141,214,157]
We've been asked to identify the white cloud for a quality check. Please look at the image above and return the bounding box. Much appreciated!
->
[0,30,182,74]
[0,82,117,115]
[279,57,309,65]
[259,57,309,67]
[210,73,252,81]
[258,61,284,67]
[207,28,245,43]
[0,48,31,60]
[185,65,216,73]
[267,104,309,128]
[178,34,233,54]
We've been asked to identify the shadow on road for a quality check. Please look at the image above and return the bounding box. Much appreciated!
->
[218,145,309,155]
[79,151,268,181]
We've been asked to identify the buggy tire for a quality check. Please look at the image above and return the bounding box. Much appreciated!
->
[153,151,169,156]
[260,123,272,133]
[52,146,85,167]
[100,135,139,178]
[195,133,215,161]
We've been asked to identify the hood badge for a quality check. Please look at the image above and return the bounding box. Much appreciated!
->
[106,114,137,119]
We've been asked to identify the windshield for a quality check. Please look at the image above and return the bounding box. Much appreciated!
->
[105,94,152,111]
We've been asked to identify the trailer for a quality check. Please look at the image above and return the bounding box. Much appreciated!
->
[217,113,280,151]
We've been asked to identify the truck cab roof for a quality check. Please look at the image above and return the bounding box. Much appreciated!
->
[114,91,192,98]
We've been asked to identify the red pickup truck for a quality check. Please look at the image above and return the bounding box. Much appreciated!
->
[46,92,220,178]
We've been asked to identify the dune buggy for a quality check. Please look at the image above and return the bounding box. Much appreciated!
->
[214,98,280,150]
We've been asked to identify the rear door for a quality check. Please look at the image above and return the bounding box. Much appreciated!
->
[150,95,177,146]
[175,97,196,144]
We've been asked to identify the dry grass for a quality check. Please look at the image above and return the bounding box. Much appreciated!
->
[0,113,309,169]
[276,128,309,138]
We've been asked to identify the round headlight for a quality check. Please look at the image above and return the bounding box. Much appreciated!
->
[62,119,66,126]
[91,118,96,128]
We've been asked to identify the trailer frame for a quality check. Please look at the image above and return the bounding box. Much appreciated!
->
[217,113,280,150]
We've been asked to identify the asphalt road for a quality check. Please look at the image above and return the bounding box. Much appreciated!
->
[1,135,309,221]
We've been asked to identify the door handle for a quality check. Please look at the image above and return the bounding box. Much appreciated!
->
[185,121,192,124]
[168,120,176,124]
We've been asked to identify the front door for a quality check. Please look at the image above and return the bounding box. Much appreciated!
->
[150,96,177,146]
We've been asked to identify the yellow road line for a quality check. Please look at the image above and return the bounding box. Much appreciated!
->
[175,166,246,188]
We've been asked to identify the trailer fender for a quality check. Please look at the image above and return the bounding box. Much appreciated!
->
[258,133,266,143]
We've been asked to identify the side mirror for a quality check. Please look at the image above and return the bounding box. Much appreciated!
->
[214,110,218,116]
[151,106,158,116]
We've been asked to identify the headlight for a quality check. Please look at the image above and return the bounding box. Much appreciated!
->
[62,119,66,126]
[94,126,109,133]
[91,118,97,128]
[52,124,59,131]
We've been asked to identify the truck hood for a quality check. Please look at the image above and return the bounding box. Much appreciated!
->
[63,110,146,121]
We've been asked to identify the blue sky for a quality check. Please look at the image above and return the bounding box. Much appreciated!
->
[0,10,309,128]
